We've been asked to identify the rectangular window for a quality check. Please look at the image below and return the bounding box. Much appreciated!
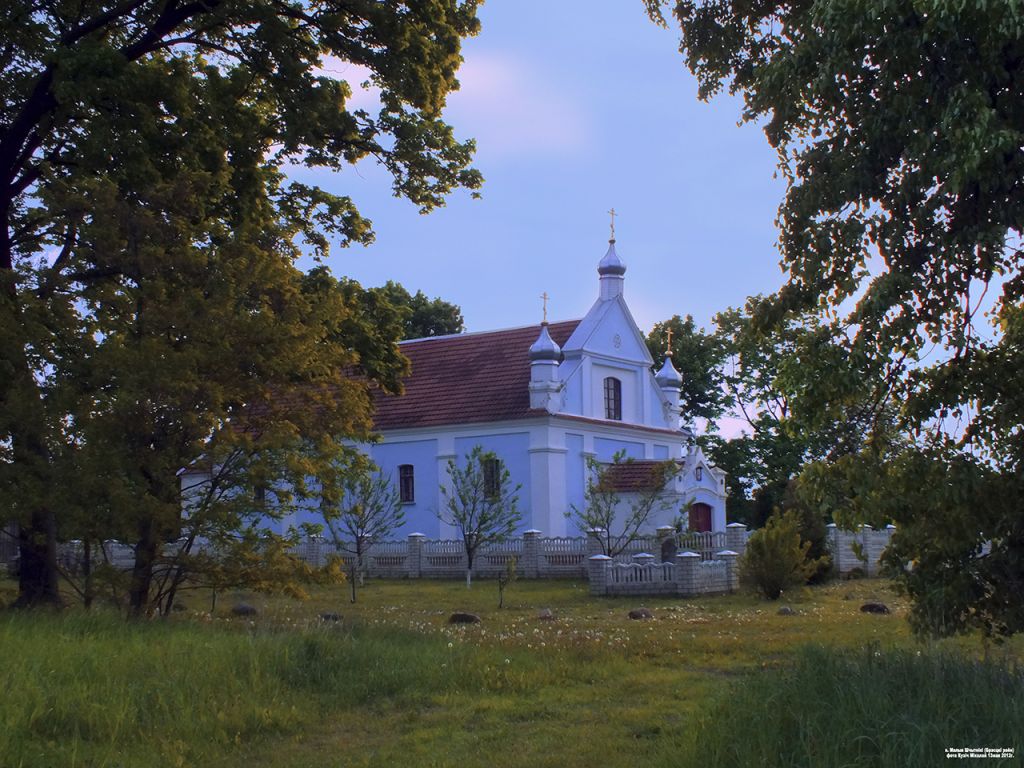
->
[696,466,703,482]
[483,457,501,499]
[398,464,415,503]
[604,376,622,420]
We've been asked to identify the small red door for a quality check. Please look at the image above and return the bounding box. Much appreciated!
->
[688,503,712,532]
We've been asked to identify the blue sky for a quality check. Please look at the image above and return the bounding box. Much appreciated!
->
[301,1,788,335]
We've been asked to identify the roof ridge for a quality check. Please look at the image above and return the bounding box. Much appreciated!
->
[400,318,581,345]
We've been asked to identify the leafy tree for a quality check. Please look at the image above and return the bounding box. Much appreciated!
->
[705,303,885,528]
[321,466,405,603]
[567,452,681,558]
[739,510,827,600]
[379,280,464,339]
[438,445,521,588]
[647,315,730,423]
[650,0,1024,636]
[0,1,482,608]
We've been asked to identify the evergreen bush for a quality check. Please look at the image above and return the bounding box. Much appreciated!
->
[739,510,828,599]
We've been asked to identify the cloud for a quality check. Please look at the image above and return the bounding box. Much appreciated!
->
[445,52,593,158]
[315,52,592,159]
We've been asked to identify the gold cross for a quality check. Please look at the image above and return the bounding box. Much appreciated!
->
[608,208,617,240]
[665,326,674,355]
[540,291,549,323]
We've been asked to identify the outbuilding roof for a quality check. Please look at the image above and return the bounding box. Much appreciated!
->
[599,459,682,493]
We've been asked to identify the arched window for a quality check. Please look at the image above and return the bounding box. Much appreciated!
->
[603,376,622,420]
[398,464,415,503]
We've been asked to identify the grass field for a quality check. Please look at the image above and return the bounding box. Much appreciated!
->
[1,576,1021,768]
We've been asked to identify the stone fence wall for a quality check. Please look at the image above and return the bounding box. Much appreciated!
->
[828,524,895,576]
[1,522,895,585]
[0,524,753,579]
[294,524,753,581]
[587,551,740,597]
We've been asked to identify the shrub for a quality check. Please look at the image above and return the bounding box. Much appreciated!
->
[739,510,827,599]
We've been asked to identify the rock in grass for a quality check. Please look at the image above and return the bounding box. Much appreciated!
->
[318,612,342,623]
[537,608,556,621]
[448,612,481,624]
[860,602,890,614]
[777,606,796,616]
[628,608,653,620]
[231,603,258,617]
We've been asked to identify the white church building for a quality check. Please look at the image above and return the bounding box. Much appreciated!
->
[274,237,728,539]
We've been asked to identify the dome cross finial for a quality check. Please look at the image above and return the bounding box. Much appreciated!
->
[540,291,549,323]
[665,326,674,356]
[608,207,617,242]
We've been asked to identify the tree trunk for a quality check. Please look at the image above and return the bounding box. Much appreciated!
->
[13,508,61,608]
[3,233,61,609]
[129,518,158,617]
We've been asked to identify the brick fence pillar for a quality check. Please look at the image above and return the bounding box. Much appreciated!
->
[588,554,611,595]
[718,550,739,592]
[523,529,541,579]
[407,533,425,579]
[726,523,748,556]
[586,528,605,557]
[675,551,700,596]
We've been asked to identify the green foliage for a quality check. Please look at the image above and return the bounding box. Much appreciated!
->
[647,314,730,422]
[567,451,681,557]
[497,556,518,609]
[670,645,1024,768]
[321,466,405,603]
[651,0,1024,636]
[699,302,887,528]
[800,445,1024,639]
[740,510,826,600]
[379,280,465,339]
[0,1,482,608]
[439,445,522,587]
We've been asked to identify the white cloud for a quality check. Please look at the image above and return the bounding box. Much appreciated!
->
[445,52,593,158]
[314,52,592,158]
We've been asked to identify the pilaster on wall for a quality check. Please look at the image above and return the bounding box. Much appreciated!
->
[528,427,568,535]
[436,435,457,539]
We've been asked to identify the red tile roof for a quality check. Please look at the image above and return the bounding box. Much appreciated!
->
[371,320,580,430]
[601,460,681,492]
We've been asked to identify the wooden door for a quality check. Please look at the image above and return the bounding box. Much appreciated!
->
[688,503,712,533]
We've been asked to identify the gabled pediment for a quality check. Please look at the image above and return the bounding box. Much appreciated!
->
[562,295,653,365]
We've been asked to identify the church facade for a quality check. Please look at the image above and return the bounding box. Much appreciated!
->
[277,238,727,539]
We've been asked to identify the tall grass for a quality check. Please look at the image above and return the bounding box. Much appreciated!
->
[665,645,1024,768]
[0,611,510,768]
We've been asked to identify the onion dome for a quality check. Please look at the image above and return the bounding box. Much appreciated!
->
[529,322,561,361]
[597,240,626,276]
[655,354,683,388]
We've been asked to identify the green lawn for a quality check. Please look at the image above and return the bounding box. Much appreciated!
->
[1,577,1021,768]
